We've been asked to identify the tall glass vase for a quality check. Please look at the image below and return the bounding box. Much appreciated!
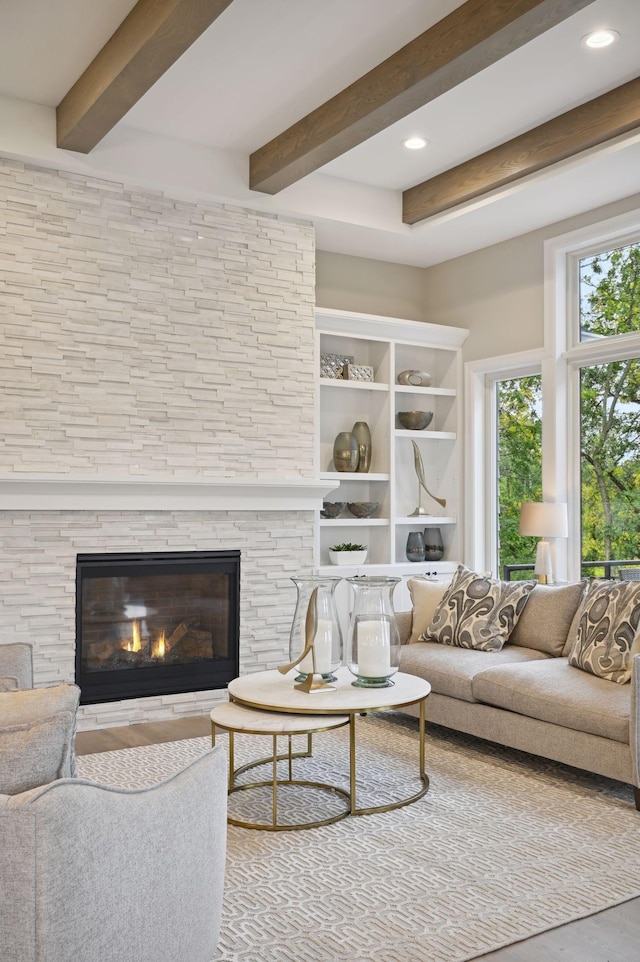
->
[346,576,401,688]
[289,576,343,681]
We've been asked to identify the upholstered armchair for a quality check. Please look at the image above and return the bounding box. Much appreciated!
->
[0,643,228,962]
[0,748,227,962]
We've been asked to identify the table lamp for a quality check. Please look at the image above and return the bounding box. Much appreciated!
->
[519,502,568,584]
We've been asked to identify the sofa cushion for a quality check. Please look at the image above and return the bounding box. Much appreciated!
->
[0,711,75,795]
[425,564,536,651]
[509,582,586,656]
[471,658,630,742]
[567,579,640,684]
[400,642,549,703]
[407,577,448,643]
[0,684,80,777]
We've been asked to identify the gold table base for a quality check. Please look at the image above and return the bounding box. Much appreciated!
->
[211,696,429,831]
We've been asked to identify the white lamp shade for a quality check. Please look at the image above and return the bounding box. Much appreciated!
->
[519,502,568,539]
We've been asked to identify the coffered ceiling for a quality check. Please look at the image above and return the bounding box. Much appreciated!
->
[0,0,639,266]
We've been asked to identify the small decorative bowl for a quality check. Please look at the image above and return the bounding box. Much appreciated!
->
[346,501,379,518]
[397,370,432,387]
[398,411,433,430]
[320,501,345,518]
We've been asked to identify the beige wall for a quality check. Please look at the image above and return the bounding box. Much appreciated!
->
[316,250,426,322]
[423,192,640,363]
[317,194,640,365]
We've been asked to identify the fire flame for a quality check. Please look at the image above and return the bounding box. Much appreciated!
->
[152,630,166,660]
[124,620,142,653]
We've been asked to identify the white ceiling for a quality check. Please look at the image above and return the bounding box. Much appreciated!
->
[0,0,639,267]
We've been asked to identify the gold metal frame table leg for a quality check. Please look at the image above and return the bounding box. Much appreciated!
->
[349,699,430,817]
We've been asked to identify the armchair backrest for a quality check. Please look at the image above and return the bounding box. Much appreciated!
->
[0,643,33,691]
[0,746,227,962]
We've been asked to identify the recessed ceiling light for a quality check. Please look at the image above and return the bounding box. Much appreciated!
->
[582,28,619,48]
[403,136,428,150]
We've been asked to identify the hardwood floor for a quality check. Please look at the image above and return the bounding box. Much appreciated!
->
[76,717,640,962]
[75,715,210,754]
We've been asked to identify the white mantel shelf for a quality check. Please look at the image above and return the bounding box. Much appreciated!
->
[0,477,338,512]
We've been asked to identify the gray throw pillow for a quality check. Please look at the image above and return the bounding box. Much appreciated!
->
[0,711,75,795]
[509,582,587,656]
[425,564,536,652]
[568,579,640,684]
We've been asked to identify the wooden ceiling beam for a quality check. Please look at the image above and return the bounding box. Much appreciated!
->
[249,0,595,195]
[57,0,234,153]
[402,76,640,224]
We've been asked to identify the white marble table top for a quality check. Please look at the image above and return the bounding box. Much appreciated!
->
[210,701,349,734]
[227,667,431,715]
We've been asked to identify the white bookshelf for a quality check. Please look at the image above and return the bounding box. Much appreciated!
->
[315,308,468,586]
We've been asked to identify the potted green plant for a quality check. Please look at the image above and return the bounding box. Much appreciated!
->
[328,542,368,566]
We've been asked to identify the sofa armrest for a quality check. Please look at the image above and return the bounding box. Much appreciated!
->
[632,653,640,788]
[397,610,412,645]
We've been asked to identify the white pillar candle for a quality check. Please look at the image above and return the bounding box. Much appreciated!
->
[357,620,391,677]
[299,619,333,674]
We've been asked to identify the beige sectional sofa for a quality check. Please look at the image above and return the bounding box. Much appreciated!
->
[397,578,640,808]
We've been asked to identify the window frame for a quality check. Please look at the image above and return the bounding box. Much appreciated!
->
[544,209,640,583]
[465,208,640,582]
[464,351,544,576]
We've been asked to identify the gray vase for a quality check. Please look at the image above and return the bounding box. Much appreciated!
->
[423,527,444,561]
[333,432,359,472]
[406,531,425,562]
[352,421,372,473]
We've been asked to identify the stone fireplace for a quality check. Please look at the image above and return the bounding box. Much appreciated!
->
[0,158,324,730]
[76,549,240,704]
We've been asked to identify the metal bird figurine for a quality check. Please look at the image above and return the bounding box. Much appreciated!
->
[410,440,446,514]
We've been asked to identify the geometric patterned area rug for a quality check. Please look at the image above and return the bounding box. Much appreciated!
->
[78,713,640,962]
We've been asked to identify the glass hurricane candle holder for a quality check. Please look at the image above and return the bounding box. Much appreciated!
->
[289,576,343,681]
[346,576,401,688]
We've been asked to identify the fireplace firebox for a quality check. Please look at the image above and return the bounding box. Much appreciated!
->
[76,550,240,705]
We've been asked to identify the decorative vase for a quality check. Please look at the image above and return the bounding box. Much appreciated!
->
[333,432,359,472]
[423,527,444,561]
[346,576,401,688]
[351,421,372,473]
[406,531,425,562]
[289,577,343,681]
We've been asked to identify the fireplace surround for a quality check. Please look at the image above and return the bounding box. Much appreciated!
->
[76,550,240,705]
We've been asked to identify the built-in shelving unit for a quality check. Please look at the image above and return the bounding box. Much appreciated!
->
[315,308,468,593]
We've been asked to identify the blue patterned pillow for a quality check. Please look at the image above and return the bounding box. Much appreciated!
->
[423,564,536,651]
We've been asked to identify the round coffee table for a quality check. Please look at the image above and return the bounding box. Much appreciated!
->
[226,666,431,818]
[210,701,350,831]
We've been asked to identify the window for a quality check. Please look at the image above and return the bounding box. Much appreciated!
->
[547,211,640,582]
[466,209,640,583]
[496,375,542,579]
[579,242,640,341]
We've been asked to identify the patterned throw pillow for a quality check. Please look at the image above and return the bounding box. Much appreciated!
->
[568,579,640,684]
[423,564,536,652]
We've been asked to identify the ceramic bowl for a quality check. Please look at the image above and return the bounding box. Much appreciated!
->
[320,501,345,518]
[397,370,432,387]
[398,411,433,430]
[346,501,379,518]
